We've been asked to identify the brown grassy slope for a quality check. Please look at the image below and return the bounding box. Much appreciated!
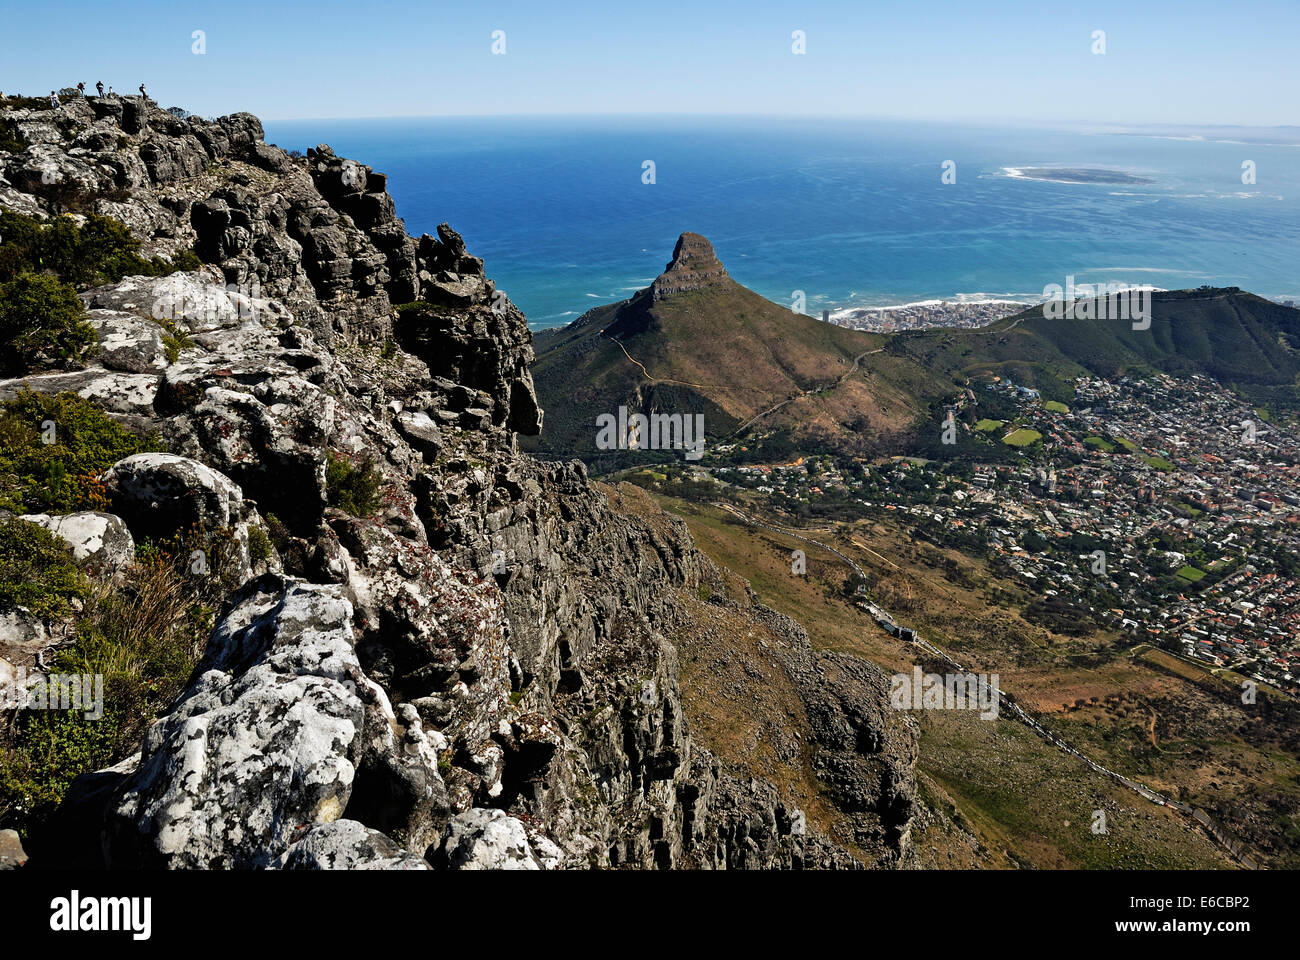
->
[651,494,1239,868]
[530,280,946,459]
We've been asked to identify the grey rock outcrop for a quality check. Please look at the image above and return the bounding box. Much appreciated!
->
[435,808,563,870]
[100,452,265,582]
[18,512,135,575]
[88,310,169,374]
[273,820,430,870]
[650,232,733,302]
[86,576,396,868]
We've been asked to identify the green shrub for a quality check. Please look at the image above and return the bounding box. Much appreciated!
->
[168,248,202,272]
[0,119,27,154]
[0,389,161,514]
[158,319,194,363]
[0,549,215,840]
[0,273,97,374]
[0,516,90,620]
[326,451,382,517]
[0,710,119,839]
[247,524,271,566]
[0,210,204,288]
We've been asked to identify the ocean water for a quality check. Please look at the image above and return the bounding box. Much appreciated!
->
[264,115,1300,329]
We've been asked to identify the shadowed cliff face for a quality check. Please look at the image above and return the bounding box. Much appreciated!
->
[0,97,924,870]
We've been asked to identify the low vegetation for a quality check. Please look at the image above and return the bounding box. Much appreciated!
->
[326,451,382,516]
[0,517,90,620]
[0,545,217,840]
[0,118,28,153]
[0,389,161,514]
[0,273,96,374]
[0,391,214,841]
[0,209,201,289]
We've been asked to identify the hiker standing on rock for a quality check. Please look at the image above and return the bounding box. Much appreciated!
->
[77,81,85,96]
[49,90,59,108]
[139,82,147,100]
[96,81,104,97]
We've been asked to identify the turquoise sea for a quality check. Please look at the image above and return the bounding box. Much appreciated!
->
[264,115,1300,329]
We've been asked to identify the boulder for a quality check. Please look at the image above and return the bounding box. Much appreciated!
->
[100,452,262,582]
[0,829,27,870]
[87,310,169,373]
[102,575,369,868]
[0,609,49,669]
[435,808,563,870]
[273,820,430,870]
[18,511,135,575]
[101,453,244,525]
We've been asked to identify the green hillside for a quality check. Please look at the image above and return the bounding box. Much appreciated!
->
[890,287,1300,408]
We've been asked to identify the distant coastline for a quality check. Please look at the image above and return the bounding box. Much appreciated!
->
[827,298,1030,332]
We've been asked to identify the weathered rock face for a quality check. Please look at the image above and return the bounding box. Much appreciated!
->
[273,820,431,870]
[435,808,564,870]
[88,575,401,868]
[650,232,733,301]
[3,97,923,870]
[0,96,531,350]
[17,512,135,576]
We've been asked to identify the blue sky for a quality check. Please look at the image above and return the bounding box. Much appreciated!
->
[3,0,1297,125]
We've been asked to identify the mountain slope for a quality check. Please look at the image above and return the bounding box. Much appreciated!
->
[889,287,1300,409]
[536,263,1300,468]
[531,233,899,462]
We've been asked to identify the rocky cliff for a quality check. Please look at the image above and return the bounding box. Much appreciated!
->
[650,232,733,302]
[0,95,921,869]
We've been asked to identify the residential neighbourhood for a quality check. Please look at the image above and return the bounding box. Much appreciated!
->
[641,372,1300,696]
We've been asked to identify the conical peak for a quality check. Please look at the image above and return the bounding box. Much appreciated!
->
[651,232,731,301]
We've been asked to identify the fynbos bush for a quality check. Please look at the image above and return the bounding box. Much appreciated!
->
[0,274,96,374]
[326,451,382,516]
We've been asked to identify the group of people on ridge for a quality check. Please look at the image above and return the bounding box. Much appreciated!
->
[40,82,148,107]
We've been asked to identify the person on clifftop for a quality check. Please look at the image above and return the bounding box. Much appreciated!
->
[48,90,59,108]
[77,81,85,96]
[96,81,104,97]
[139,83,147,100]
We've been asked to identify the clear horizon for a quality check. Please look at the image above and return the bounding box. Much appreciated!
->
[3,0,1297,126]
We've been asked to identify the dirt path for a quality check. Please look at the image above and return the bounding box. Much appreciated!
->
[726,346,885,439]
[605,335,713,388]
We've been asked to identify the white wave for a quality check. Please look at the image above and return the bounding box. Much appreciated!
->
[1077,267,1198,275]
